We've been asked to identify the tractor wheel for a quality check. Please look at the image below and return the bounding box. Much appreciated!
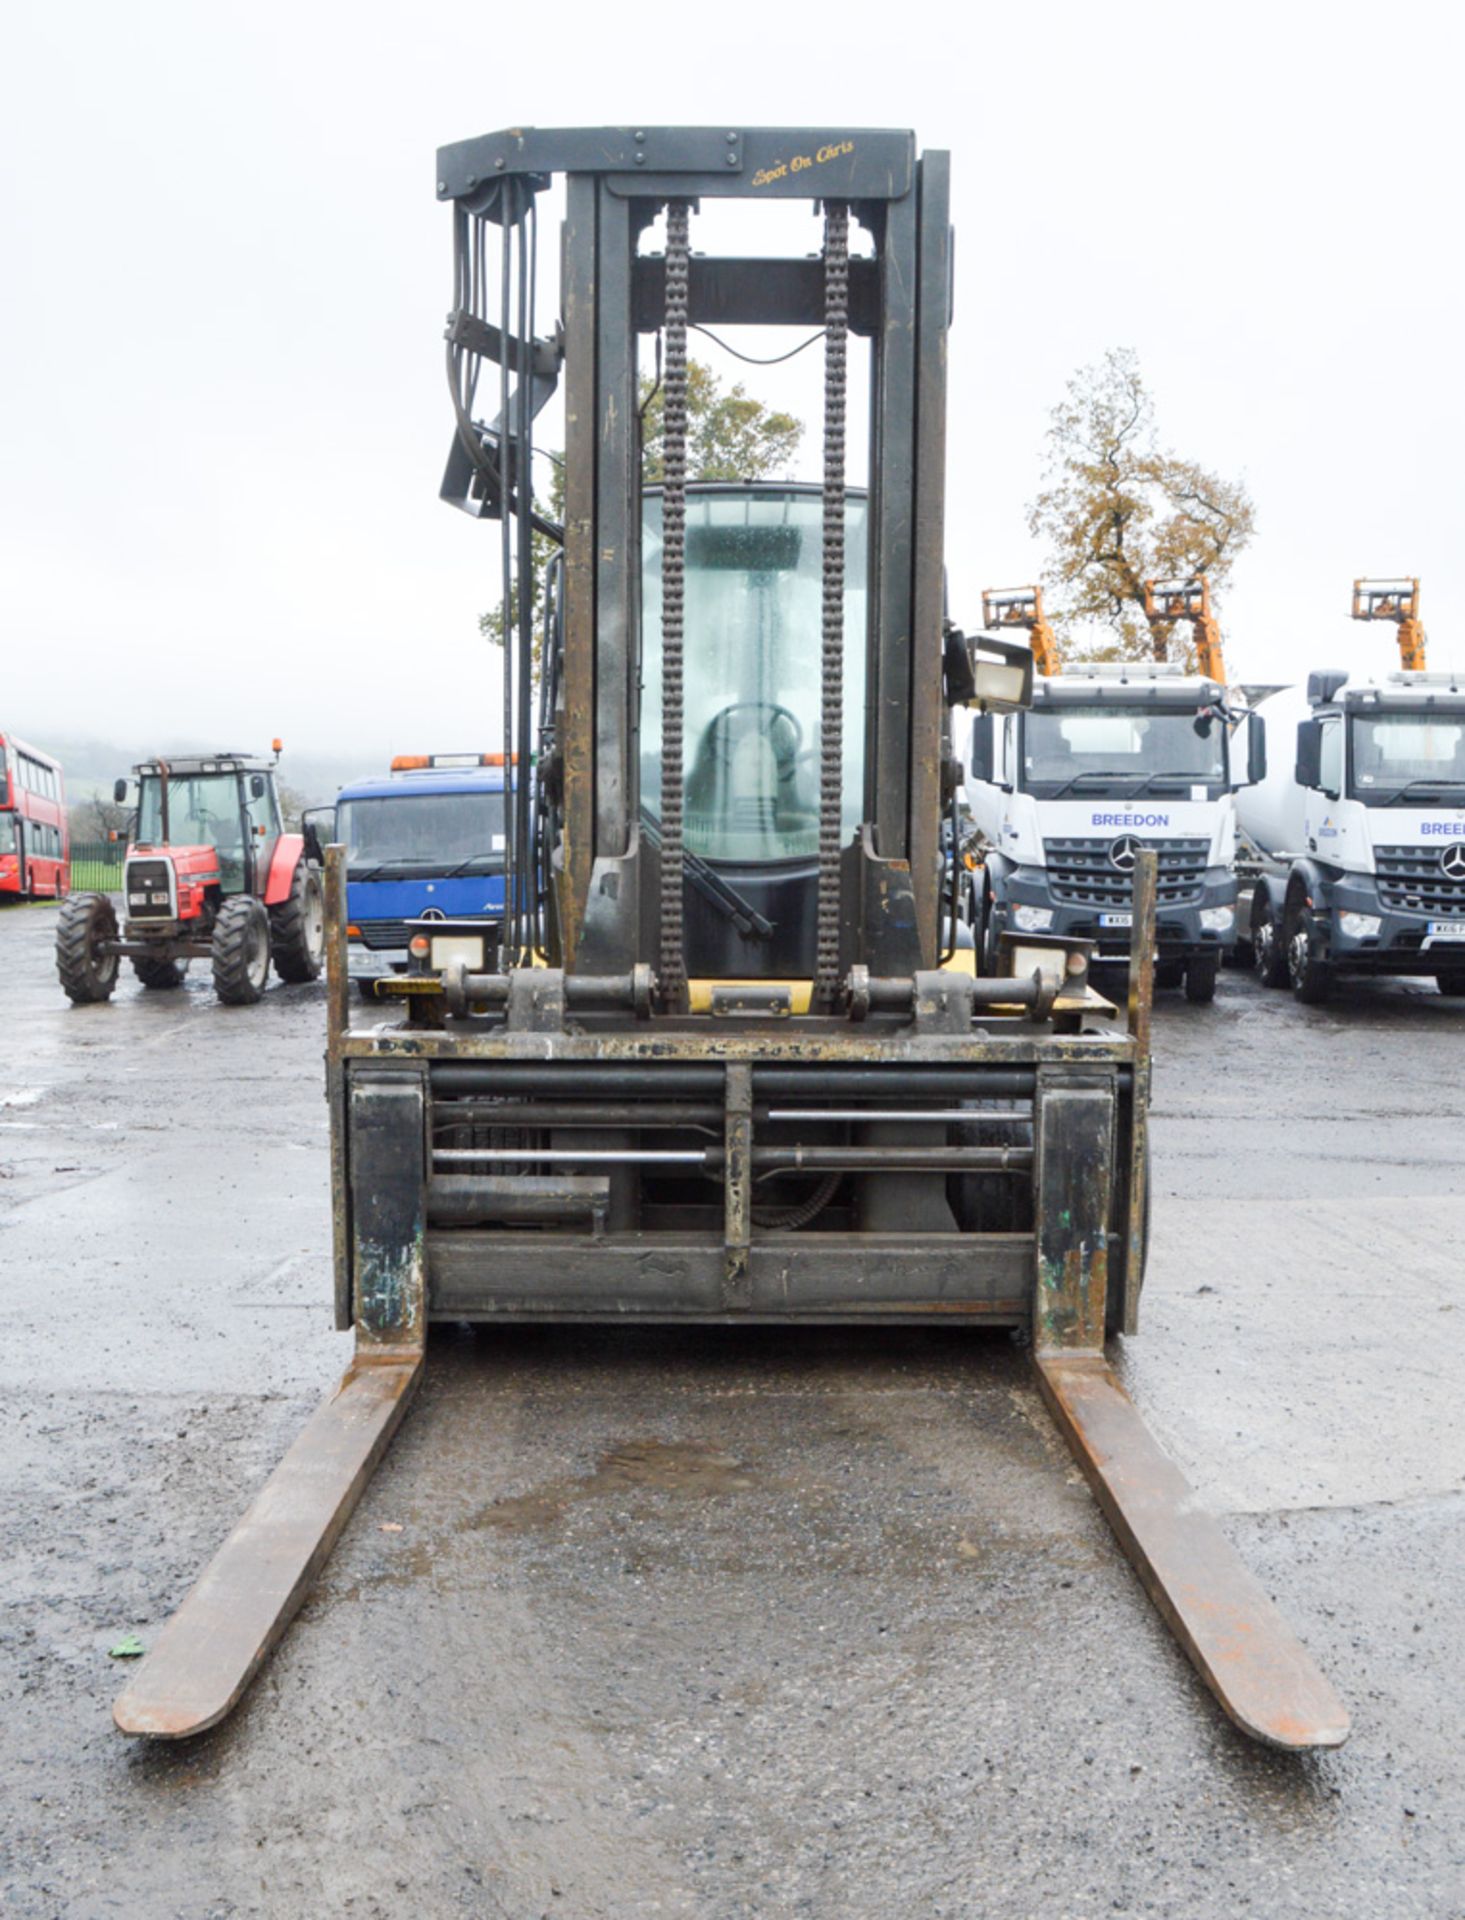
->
[132,953,189,990]
[269,859,325,983]
[56,893,120,1004]
[1286,899,1332,1005]
[1184,954,1219,1004]
[1252,899,1289,988]
[1437,969,1465,998]
[212,896,272,1005]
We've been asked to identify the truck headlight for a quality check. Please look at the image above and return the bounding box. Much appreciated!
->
[1012,905,1054,932]
[1338,911,1381,939]
[1199,907,1234,932]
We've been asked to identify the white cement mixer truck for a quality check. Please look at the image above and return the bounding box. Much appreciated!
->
[1237,668,1465,1001]
[967,662,1266,1003]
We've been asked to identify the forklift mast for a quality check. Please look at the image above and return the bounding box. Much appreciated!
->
[1352,576,1425,671]
[440,127,953,1001]
[1144,576,1226,681]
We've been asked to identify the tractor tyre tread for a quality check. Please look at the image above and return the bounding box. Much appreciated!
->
[269,860,325,983]
[132,954,189,990]
[212,896,271,1006]
[56,892,120,1004]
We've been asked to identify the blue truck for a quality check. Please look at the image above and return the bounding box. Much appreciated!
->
[307,754,512,987]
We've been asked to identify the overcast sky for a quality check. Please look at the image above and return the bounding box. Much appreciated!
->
[3,0,1461,766]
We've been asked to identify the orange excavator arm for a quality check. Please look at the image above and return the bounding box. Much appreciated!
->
[982,585,1059,678]
[1352,577,1425,672]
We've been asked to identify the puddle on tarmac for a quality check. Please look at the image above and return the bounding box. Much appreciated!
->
[470,1437,756,1534]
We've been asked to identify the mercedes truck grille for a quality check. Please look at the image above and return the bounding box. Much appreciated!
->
[1375,844,1465,914]
[1043,837,1209,908]
[354,919,411,951]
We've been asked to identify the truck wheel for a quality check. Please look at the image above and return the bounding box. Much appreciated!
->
[980,893,1002,976]
[56,893,119,1004]
[1252,900,1289,988]
[1184,955,1219,1004]
[1286,903,1332,1004]
[269,860,325,983]
[132,954,189,990]
[212,896,272,1005]
[1437,969,1465,998]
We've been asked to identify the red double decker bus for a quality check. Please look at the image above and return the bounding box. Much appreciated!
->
[0,733,68,898]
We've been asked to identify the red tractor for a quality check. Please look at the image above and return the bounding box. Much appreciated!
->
[56,748,325,1006]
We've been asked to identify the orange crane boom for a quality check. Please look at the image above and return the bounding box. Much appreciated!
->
[1144,576,1225,682]
[982,585,1059,677]
[1352,577,1425,672]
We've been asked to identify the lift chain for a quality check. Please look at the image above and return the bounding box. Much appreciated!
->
[815,201,850,1008]
[657,199,691,1006]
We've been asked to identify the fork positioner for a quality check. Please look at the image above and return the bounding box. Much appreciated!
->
[114,127,1347,1752]
[1352,575,1426,671]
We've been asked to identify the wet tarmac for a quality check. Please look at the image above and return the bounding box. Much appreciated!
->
[2,900,1463,1917]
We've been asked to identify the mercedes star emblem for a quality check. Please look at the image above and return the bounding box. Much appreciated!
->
[1109,834,1143,873]
[1441,843,1465,880]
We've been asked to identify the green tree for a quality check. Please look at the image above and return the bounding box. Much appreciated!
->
[480,360,803,668]
[640,359,802,482]
[1027,348,1256,664]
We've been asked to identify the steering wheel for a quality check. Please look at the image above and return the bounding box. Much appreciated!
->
[701,701,804,759]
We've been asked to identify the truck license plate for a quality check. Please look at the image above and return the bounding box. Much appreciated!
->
[1099,911,1132,928]
[1426,920,1465,943]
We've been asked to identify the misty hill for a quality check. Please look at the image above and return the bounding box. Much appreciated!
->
[47,734,381,810]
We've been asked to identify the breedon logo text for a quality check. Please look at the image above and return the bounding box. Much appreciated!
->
[1421,820,1465,836]
[1090,812,1170,828]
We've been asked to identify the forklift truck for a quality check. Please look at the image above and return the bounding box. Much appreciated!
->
[115,127,1346,1751]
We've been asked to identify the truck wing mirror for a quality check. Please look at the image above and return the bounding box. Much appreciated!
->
[113,778,128,804]
[301,807,333,866]
[969,713,996,783]
[964,633,1034,714]
[1295,718,1322,789]
[1247,716,1267,786]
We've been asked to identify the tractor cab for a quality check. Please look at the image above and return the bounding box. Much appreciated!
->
[127,753,283,904]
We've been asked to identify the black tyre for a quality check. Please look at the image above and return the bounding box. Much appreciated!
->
[1154,960,1185,991]
[1285,899,1332,1004]
[212,896,272,1005]
[1437,969,1465,998]
[269,860,325,983]
[56,893,120,1004]
[980,892,1002,976]
[1252,899,1289,988]
[132,952,189,990]
[1184,954,1219,1004]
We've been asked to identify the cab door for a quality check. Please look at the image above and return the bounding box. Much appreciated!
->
[243,773,283,896]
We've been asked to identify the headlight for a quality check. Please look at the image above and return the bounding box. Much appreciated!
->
[1013,904,1054,932]
[429,933,488,971]
[1199,907,1234,932]
[1338,911,1381,939]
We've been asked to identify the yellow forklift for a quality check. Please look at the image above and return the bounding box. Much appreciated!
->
[115,127,1347,1753]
